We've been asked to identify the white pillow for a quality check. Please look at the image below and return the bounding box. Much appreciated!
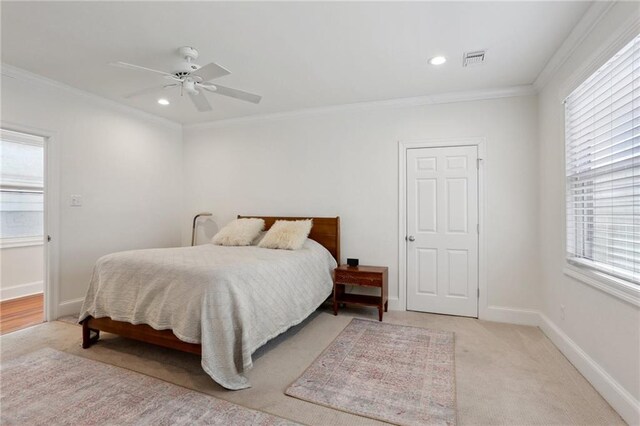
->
[258,219,313,250]
[212,218,265,246]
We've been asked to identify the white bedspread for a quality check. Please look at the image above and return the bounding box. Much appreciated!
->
[79,239,336,390]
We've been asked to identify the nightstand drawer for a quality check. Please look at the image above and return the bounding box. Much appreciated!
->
[335,271,382,287]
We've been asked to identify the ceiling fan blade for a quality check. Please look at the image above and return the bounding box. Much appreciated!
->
[164,74,183,83]
[190,62,230,82]
[123,84,178,99]
[109,61,174,78]
[189,91,212,112]
[201,84,262,104]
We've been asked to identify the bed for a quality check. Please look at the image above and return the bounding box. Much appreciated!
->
[79,215,340,390]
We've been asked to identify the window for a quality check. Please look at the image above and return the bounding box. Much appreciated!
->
[565,34,639,286]
[0,129,45,245]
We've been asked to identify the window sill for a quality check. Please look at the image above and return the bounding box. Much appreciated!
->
[0,236,44,249]
[564,264,640,308]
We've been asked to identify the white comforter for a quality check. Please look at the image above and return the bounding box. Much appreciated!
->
[79,239,336,390]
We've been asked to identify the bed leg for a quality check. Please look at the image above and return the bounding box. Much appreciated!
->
[82,319,100,349]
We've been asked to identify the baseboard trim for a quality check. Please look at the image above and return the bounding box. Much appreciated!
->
[538,313,640,425]
[0,281,44,302]
[57,297,83,318]
[482,306,640,423]
[387,297,401,311]
[481,305,540,326]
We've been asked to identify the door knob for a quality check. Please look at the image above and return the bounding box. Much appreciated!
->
[407,235,415,241]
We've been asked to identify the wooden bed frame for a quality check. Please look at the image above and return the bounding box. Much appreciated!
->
[81,215,340,353]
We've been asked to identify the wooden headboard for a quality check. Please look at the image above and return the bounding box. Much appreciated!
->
[238,215,340,262]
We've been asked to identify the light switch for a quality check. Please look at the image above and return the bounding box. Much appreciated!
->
[70,194,82,207]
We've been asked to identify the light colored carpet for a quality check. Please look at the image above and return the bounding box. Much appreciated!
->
[0,305,625,425]
[286,318,455,425]
[56,314,80,326]
[0,348,296,426]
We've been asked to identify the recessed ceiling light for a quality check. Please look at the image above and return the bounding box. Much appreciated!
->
[428,56,447,66]
[157,98,170,106]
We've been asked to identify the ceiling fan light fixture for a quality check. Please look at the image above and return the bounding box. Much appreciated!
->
[110,46,262,111]
[428,56,447,66]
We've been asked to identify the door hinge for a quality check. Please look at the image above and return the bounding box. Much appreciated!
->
[478,288,480,297]
[476,158,483,169]
[47,235,51,242]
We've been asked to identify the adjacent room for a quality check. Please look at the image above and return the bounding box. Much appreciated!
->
[0,1,638,425]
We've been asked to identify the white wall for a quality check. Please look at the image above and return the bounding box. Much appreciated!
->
[183,94,540,316]
[0,70,184,316]
[0,6,636,422]
[538,3,640,424]
[0,245,43,300]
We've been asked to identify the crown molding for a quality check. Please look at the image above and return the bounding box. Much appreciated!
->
[0,64,181,130]
[558,13,640,102]
[1,63,536,132]
[185,84,537,130]
[533,1,615,91]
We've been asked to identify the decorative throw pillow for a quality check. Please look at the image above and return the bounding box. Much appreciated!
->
[258,219,313,250]
[212,218,265,246]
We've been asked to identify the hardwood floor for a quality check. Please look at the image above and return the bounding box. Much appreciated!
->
[0,293,44,335]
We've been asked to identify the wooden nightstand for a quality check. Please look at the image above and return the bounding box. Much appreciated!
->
[333,265,388,321]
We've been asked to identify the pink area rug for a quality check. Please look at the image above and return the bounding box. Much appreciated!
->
[286,318,456,425]
[1,348,296,425]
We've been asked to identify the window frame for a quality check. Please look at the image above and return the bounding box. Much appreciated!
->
[562,32,640,306]
[563,263,640,307]
[0,129,45,247]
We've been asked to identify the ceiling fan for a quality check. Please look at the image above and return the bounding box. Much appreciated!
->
[110,46,262,111]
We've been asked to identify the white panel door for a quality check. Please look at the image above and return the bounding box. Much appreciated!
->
[406,146,478,317]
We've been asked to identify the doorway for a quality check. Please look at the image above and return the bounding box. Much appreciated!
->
[401,141,482,318]
[0,129,46,333]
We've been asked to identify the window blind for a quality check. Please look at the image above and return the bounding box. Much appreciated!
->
[0,129,44,239]
[565,33,640,285]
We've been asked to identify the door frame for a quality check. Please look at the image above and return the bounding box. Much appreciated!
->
[1,121,60,322]
[398,137,487,318]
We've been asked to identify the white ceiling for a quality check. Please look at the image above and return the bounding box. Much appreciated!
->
[1,1,591,124]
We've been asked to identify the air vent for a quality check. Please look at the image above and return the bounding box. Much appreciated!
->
[463,50,486,67]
